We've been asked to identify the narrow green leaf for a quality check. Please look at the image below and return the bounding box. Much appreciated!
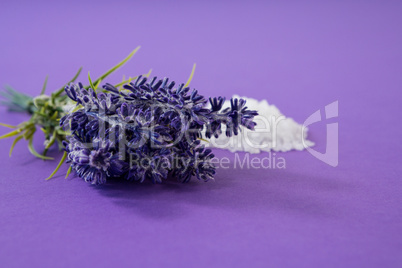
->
[1,86,34,114]
[0,128,22,139]
[113,69,153,88]
[94,78,102,90]
[28,138,54,160]
[56,129,70,136]
[184,63,196,88]
[119,75,126,90]
[197,137,209,143]
[54,67,83,97]
[40,75,49,95]
[44,131,57,150]
[33,95,50,109]
[0,122,17,129]
[9,135,23,157]
[114,76,138,88]
[92,46,141,86]
[71,104,82,113]
[69,67,83,83]
[56,138,64,150]
[3,86,32,102]
[144,68,152,78]
[3,85,19,95]
[51,111,59,120]
[23,126,35,140]
[46,151,67,180]
[65,166,72,179]
[88,72,96,90]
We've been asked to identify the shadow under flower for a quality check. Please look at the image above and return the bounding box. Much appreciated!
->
[92,165,355,221]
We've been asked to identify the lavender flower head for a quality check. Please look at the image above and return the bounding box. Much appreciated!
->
[61,76,258,185]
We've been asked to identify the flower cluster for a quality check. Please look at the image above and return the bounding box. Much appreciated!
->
[61,76,258,184]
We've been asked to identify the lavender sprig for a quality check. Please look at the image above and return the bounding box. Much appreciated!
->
[58,75,258,184]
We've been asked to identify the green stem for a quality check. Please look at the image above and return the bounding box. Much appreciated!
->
[92,46,141,87]
[46,151,67,180]
[184,63,196,88]
[9,135,23,157]
[43,130,57,156]
[65,166,72,179]
[28,137,54,160]
[53,67,83,97]
[0,122,17,129]
[0,128,23,139]
[40,75,49,95]
[113,69,153,89]
[88,72,96,90]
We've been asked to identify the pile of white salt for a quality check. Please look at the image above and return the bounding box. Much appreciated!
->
[202,95,314,153]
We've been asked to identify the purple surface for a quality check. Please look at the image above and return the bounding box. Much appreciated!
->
[1,1,401,267]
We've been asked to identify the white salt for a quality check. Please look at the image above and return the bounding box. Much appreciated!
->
[202,95,314,153]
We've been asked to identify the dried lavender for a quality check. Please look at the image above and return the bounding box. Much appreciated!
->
[59,76,258,184]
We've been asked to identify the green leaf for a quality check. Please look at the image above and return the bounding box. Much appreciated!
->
[23,125,35,140]
[71,104,83,113]
[69,67,83,83]
[56,137,64,151]
[50,111,59,120]
[28,137,54,160]
[3,85,20,97]
[113,69,153,88]
[144,68,152,78]
[94,79,102,89]
[114,76,138,89]
[40,75,49,95]
[0,128,22,139]
[46,151,67,180]
[0,122,17,129]
[33,95,50,109]
[92,46,141,86]
[118,75,126,90]
[184,63,196,88]
[9,135,23,157]
[88,72,96,90]
[1,85,35,114]
[44,130,57,151]
[53,67,83,97]
[65,166,72,179]
[197,137,209,143]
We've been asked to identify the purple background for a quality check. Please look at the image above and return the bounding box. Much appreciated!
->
[1,1,401,267]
